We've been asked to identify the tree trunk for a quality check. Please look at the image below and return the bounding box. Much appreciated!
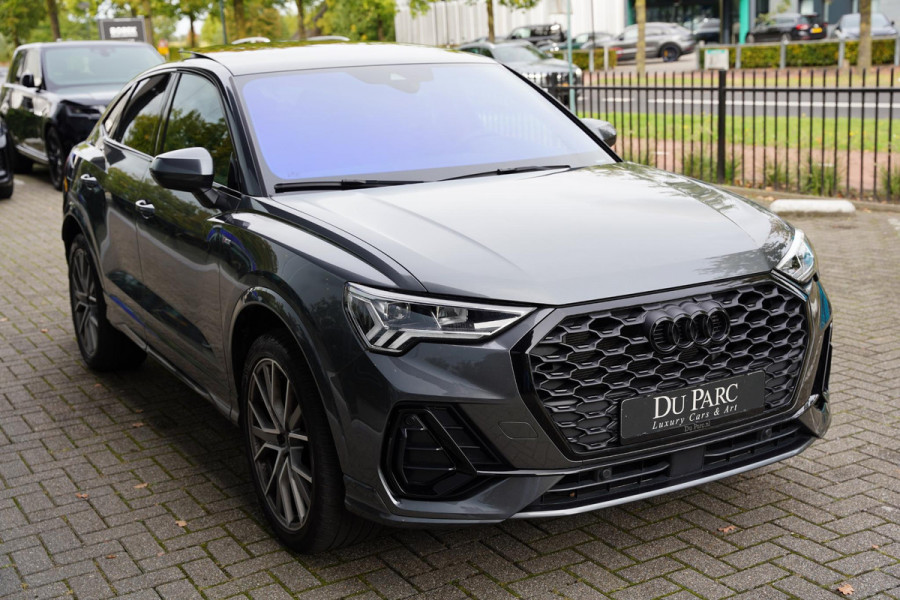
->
[46,0,61,40]
[295,0,306,39]
[858,0,872,70]
[487,0,495,42]
[189,13,196,47]
[142,0,154,46]
[233,0,247,39]
[636,0,646,76]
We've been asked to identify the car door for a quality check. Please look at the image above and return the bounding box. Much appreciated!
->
[1,50,39,159]
[89,73,173,335]
[18,49,48,159]
[645,26,664,55]
[135,71,238,401]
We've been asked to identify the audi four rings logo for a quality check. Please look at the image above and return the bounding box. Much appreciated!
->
[645,303,731,353]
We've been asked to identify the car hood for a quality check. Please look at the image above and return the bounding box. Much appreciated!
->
[275,163,793,305]
[505,58,572,73]
[54,84,123,107]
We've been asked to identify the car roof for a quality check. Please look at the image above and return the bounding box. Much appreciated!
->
[185,42,488,76]
[14,40,157,50]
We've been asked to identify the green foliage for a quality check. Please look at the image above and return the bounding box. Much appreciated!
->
[550,49,617,70]
[705,39,898,69]
[683,152,741,182]
[0,0,43,45]
[764,162,792,188]
[316,0,395,41]
[201,0,290,44]
[800,158,840,196]
[881,165,900,199]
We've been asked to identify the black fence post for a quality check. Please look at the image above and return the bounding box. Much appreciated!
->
[716,69,727,184]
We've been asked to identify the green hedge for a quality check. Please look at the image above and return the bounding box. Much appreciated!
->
[551,49,618,70]
[702,38,897,68]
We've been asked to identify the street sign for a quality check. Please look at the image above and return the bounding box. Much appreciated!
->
[705,48,730,70]
[98,18,147,43]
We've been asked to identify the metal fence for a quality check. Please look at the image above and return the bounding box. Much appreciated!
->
[533,68,900,201]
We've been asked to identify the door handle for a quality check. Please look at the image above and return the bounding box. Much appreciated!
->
[80,173,98,188]
[135,199,155,218]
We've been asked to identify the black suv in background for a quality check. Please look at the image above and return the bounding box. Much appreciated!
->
[0,41,163,190]
[507,23,567,45]
[746,13,827,43]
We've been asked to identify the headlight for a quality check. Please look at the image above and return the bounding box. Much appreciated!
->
[776,229,817,284]
[345,283,533,354]
[65,103,103,116]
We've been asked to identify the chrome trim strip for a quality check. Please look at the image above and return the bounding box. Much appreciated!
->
[511,439,813,519]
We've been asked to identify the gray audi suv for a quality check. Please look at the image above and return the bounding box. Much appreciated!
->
[62,43,832,553]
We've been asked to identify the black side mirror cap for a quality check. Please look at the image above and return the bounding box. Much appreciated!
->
[21,73,35,88]
[581,118,617,148]
[150,147,214,192]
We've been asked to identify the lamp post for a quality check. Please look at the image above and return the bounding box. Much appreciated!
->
[219,0,228,44]
[566,0,575,111]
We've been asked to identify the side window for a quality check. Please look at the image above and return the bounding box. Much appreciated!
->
[482,48,494,58]
[8,51,25,84]
[116,74,171,155]
[623,28,638,41]
[102,86,132,136]
[161,73,236,188]
[23,50,43,87]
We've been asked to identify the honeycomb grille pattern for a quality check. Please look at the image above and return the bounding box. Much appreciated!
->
[528,280,809,455]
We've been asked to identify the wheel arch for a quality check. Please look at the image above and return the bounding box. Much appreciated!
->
[228,287,351,471]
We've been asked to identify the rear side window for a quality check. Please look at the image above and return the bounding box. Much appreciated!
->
[161,73,235,187]
[115,74,171,155]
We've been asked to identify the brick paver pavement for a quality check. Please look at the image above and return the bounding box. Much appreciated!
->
[1,172,899,599]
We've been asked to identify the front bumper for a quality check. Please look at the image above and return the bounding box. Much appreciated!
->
[337,275,833,526]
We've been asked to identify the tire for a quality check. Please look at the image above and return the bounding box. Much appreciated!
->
[660,44,681,62]
[0,143,13,200]
[68,234,146,371]
[7,132,32,174]
[46,128,65,190]
[241,332,378,553]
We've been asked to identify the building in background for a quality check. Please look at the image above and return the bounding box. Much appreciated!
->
[394,0,892,46]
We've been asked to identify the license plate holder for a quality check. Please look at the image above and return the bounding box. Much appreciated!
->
[619,371,766,443]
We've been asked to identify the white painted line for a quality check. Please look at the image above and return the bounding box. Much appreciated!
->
[770,199,856,215]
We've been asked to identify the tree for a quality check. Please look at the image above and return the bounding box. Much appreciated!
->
[317,0,394,40]
[294,0,306,39]
[46,0,61,40]
[858,0,872,70]
[635,0,645,75]
[175,0,211,48]
[0,0,43,45]
[233,0,247,39]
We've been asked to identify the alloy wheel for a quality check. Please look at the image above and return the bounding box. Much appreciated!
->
[70,247,100,357]
[247,357,313,531]
[47,130,64,189]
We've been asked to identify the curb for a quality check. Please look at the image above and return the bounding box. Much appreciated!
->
[769,199,856,216]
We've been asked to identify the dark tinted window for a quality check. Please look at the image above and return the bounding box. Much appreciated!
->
[116,74,170,155]
[162,73,235,187]
[103,86,132,136]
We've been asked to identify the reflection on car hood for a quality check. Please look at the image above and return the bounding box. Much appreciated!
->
[276,163,793,305]
[54,84,123,107]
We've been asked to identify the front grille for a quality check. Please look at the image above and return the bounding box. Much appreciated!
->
[527,279,809,456]
[525,421,812,511]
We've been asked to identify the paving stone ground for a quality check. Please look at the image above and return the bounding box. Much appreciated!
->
[1,171,899,600]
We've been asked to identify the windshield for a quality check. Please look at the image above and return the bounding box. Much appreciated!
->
[239,63,613,185]
[492,44,548,63]
[43,45,163,90]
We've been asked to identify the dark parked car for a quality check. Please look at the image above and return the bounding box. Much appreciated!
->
[0,41,163,190]
[611,23,697,62]
[0,119,13,199]
[64,43,832,553]
[458,40,582,101]
[746,13,827,43]
[538,31,615,52]
[832,12,897,39]
[507,23,566,45]
[687,17,722,42]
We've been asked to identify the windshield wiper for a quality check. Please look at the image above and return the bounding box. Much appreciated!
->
[274,179,423,193]
[442,165,572,181]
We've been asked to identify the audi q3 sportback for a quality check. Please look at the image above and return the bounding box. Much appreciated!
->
[63,43,832,553]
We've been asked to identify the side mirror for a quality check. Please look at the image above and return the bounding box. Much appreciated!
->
[21,73,35,88]
[150,147,214,191]
[582,118,617,147]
